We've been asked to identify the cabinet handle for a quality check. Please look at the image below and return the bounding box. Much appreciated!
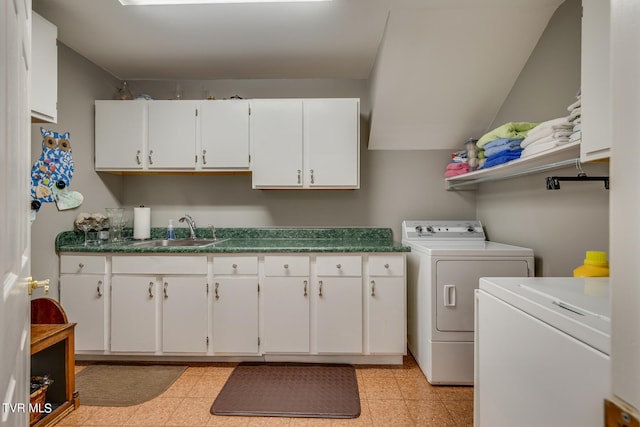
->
[319,280,323,297]
[232,263,238,269]
[284,264,289,269]
[384,263,390,269]
[215,282,219,300]
[97,280,103,297]
[136,150,142,165]
[371,280,376,297]
[148,281,154,298]
[78,263,84,269]
[163,282,168,299]
[202,149,207,165]
[336,263,342,269]
[148,150,154,165]
[310,169,315,184]
[303,280,308,297]
[297,170,301,184]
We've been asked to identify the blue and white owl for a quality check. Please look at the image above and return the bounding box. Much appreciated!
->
[30,127,81,213]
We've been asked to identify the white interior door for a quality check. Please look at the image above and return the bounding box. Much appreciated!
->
[1,1,32,425]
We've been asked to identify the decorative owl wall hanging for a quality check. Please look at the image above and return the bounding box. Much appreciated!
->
[30,128,83,220]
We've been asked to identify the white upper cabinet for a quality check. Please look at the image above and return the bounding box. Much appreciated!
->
[250,99,304,187]
[251,98,360,189]
[304,99,360,188]
[95,101,146,170]
[580,0,611,162]
[148,101,198,169]
[200,100,250,170]
[31,12,57,123]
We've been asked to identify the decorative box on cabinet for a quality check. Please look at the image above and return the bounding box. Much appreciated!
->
[31,12,57,123]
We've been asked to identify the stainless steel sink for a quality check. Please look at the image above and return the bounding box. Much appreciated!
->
[130,238,229,248]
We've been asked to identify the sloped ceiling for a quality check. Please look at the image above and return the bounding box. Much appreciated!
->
[33,0,564,150]
[369,0,565,149]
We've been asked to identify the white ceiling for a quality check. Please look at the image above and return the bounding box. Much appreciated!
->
[32,0,565,149]
[32,0,398,80]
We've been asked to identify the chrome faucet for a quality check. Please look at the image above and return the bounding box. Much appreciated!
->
[179,214,197,239]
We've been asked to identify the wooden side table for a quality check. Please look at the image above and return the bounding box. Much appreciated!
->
[30,301,79,427]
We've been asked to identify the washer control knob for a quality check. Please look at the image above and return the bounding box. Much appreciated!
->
[426,226,434,233]
[467,226,475,232]
[415,225,423,233]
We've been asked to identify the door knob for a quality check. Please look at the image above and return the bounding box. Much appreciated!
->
[27,277,50,296]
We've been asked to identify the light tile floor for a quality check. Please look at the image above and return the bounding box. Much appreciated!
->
[59,355,473,426]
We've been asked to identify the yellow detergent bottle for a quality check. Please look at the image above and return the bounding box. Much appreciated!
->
[573,251,610,277]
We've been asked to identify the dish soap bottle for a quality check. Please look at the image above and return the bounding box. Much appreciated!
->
[573,251,610,277]
[166,219,176,240]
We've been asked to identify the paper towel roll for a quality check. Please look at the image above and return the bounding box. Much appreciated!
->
[133,207,151,240]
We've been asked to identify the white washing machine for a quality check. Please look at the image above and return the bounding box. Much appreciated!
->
[475,277,610,427]
[402,220,534,385]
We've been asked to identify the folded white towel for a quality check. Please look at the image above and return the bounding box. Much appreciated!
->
[526,117,572,141]
[569,107,582,121]
[521,129,572,148]
[521,138,571,158]
[573,123,582,132]
[521,133,571,149]
[569,131,582,143]
[567,98,581,112]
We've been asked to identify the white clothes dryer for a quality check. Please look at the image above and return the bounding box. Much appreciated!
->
[402,220,534,385]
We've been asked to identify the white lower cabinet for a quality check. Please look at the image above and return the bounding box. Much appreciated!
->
[367,255,406,354]
[315,255,363,354]
[59,252,406,361]
[262,255,311,353]
[162,277,208,353]
[212,278,258,354]
[59,255,107,352]
[111,275,157,353]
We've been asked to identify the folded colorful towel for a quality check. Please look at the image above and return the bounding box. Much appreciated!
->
[444,167,469,177]
[477,122,538,148]
[482,150,522,168]
[483,138,524,157]
[446,162,468,170]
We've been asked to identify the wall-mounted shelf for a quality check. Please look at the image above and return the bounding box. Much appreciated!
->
[445,141,582,190]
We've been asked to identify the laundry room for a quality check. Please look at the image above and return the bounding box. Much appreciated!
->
[7,0,636,426]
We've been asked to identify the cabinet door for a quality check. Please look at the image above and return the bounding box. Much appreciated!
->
[60,274,105,351]
[250,100,303,188]
[316,277,362,354]
[580,0,611,162]
[262,277,309,353]
[368,277,406,354]
[304,99,359,188]
[95,101,146,170]
[111,276,157,352]
[212,278,259,354]
[148,101,197,169]
[162,276,208,353]
[200,100,250,169]
[31,12,57,123]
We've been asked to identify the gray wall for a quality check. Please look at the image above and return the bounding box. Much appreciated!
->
[31,46,476,299]
[477,0,610,276]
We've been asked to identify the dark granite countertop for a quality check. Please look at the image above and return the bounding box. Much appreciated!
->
[56,227,410,254]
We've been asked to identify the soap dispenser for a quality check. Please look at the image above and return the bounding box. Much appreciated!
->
[166,219,176,240]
